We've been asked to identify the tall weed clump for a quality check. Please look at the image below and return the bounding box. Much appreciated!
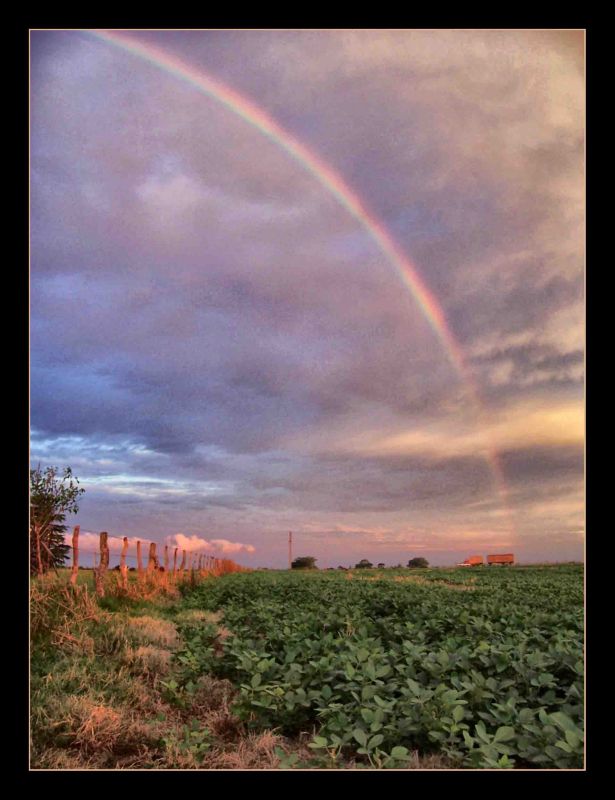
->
[30,579,104,653]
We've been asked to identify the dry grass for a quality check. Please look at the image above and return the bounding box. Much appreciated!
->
[393,575,431,585]
[125,616,179,648]
[437,584,476,592]
[174,609,222,625]
[127,646,173,676]
[30,581,105,656]
[205,730,284,770]
[391,575,476,591]
[109,573,181,602]
[39,695,165,759]
[185,675,235,715]
[31,574,463,771]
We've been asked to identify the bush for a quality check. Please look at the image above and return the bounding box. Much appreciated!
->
[291,556,317,570]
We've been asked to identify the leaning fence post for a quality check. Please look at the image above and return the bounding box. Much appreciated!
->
[94,532,109,597]
[70,525,80,586]
[120,536,128,590]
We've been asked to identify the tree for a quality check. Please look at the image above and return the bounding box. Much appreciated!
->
[291,556,317,570]
[355,559,373,569]
[407,557,429,569]
[377,562,386,569]
[30,465,85,576]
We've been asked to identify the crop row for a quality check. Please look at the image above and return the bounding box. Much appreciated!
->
[172,566,583,768]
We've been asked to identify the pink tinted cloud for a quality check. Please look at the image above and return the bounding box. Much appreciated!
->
[166,532,255,555]
[62,531,154,555]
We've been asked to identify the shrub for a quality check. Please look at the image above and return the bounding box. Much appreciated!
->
[407,558,429,569]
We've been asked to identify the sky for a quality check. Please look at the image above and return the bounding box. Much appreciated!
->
[30,29,584,568]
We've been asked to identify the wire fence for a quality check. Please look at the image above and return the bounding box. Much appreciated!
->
[60,543,225,568]
[35,526,250,596]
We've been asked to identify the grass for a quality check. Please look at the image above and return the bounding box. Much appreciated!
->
[30,571,456,769]
[30,578,288,769]
[32,565,581,769]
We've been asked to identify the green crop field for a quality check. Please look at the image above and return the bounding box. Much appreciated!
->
[30,564,583,769]
[172,565,583,769]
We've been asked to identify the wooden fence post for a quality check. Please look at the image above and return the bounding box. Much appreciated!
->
[173,547,178,578]
[137,540,144,582]
[70,525,80,586]
[179,549,186,580]
[94,532,109,597]
[120,536,128,590]
[147,542,157,575]
[164,545,169,573]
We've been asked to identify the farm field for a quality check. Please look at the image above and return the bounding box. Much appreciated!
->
[178,565,584,769]
[30,564,583,769]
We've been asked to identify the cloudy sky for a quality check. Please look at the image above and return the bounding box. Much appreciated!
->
[30,29,584,567]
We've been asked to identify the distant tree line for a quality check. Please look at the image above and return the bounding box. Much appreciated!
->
[291,555,430,570]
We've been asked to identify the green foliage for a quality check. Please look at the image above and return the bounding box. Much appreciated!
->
[354,559,373,569]
[291,556,317,570]
[30,465,84,575]
[161,719,212,763]
[407,557,429,568]
[175,565,583,769]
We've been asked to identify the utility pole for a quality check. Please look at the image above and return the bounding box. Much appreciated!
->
[288,531,292,570]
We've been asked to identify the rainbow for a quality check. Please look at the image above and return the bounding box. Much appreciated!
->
[84,29,513,529]
[88,29,466,375]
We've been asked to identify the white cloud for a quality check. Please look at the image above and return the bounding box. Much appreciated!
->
[166,532,255,555]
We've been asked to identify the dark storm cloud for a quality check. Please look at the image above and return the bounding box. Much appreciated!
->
[499,445,584,492]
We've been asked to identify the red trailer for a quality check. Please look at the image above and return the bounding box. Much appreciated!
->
[487,553,514,566]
